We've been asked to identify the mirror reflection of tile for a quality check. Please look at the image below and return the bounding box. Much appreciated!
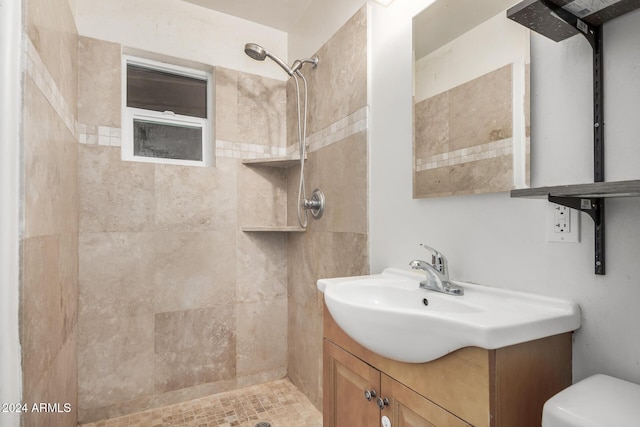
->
[414,64,529,198]
[413,6,531,198]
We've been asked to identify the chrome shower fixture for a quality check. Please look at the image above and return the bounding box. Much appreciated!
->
[244,42,323,228]
[244,43,318,76]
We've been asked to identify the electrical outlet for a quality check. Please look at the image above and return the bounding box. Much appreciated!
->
[547,204,580,243]
[554,205,571,233]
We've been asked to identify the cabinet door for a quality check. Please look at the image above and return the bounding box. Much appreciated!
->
[324,340,381,427]
[382,375,472,427]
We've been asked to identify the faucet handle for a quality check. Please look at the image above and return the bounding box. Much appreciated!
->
[419,244,448,277]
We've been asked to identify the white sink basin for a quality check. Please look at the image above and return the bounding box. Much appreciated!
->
[318,268,581,363]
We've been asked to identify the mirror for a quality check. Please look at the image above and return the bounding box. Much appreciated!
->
[413,0,530,198]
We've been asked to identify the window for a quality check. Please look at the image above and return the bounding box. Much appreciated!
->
[122,56,213,166]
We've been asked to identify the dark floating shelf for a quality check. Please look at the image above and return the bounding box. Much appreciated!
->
[511,179,640,199]
[507,0,640,275]
[508,0,640,42]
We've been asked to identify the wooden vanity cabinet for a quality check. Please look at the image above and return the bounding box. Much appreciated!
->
[323,305,572,427]
[323,340,380,427]
[325,341,470,427]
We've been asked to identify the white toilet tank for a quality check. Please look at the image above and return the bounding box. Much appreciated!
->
[542,374,640,427]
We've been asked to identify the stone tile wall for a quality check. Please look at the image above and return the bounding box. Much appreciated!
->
[73,4,370,419]
[286,6,370,409]
[77,37,289,422]
[21,0,80,426]
[413,63,530,198]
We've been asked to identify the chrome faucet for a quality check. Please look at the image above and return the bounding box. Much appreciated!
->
[409,244,464,296]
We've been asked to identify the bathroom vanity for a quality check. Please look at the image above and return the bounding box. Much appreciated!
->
[323,305,573,427]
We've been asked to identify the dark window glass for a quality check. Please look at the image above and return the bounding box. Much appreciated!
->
[127,65,207,118]
[133,119,203,161]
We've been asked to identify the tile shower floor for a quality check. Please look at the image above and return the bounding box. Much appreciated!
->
[79,379,322,427]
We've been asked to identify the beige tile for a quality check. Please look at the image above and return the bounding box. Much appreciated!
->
[22,235,72,392]
[79,145,155,232]
[287,299,323,410]
[154,158,236,231]
[286,77,299,153]
[304,6,367,135]
[79,377,238,424]
[78,315,155,410]
[448,64,513,151]
[236,71,286,147]
[287,234,323,410]
[23,331,78,427]
[448,155,514,195]
[287,230,368,411]
[315,231,369,280]
[236,298,287,378]
[286,152,318,228]
[413,165,452,199]
[314,131,368,234]
[414,91,449,159]
[25,0,78,116]
[78,36,122,127]
[237,162,287,227]
[215,67,239,142]
[287,231,319,309]
[153,231,236,313]
[236,231,287,303]
[79,379,321,427]
[79,232,155,322]
[23,79,79,238]
[154,307,236,393]
[414,155,514,198]
[59,232,79,344]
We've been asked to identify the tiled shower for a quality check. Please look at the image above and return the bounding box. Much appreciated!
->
[19,0,368,425]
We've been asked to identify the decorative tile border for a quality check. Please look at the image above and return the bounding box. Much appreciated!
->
[215,140,287,159]
[26,31,368,162]
[79,124,122,147]
[23,33,78,140]
[78,126,288,160]
[415,138,513,172]
[287,106,369,156]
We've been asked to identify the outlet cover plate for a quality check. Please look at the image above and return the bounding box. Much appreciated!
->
[548,204,580,243]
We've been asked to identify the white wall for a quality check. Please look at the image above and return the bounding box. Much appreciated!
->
[75,0,288,80]
[414,12,529,102]
[287,0,366,60]
[0,0,23,425]
[370,0,640,385]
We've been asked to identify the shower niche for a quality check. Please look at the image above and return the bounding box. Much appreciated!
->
[240,156,307,233]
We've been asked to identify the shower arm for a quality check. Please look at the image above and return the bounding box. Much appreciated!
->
[291,56,319,74]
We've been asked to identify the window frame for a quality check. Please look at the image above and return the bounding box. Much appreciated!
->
[121,55,214,167]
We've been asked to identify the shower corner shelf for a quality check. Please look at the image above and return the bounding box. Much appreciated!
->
[241,155,306,168]
[507,0,640,275]
[240,154,309,233]
[241,226,306,233]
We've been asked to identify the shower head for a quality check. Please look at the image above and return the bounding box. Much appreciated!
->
[244,42,294,76]
[244,43,267,61]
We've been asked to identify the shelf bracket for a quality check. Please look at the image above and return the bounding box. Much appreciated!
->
[548,195,605,275]
[537,1,604,182]
[513,0,607,275]
[538,0,598,48]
